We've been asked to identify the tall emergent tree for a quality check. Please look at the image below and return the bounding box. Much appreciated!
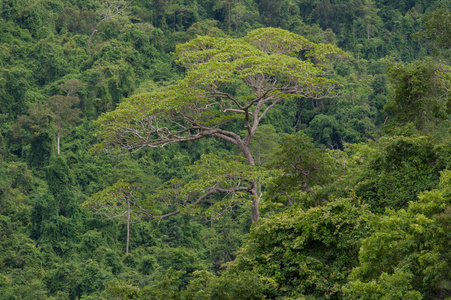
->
[94,27,346,223]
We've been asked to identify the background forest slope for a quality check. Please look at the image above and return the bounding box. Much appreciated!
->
[1,0,451,299]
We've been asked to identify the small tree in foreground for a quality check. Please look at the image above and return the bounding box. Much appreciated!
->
[94,27,346,223]
[82,180,146,254]
[149,154,267,223]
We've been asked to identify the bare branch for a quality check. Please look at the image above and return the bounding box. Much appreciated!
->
[210,90,245,110]
[98,0,130,23]
[156,210,182,225]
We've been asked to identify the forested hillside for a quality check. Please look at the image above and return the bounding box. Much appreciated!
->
[1,0,450,299]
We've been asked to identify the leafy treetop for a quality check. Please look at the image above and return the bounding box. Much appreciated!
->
[93,27,347,223]
[93,27,346,160]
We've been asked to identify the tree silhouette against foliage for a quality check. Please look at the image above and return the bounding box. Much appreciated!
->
[88,0,130,49]
[45,80,82,155]
[385,59,451,132]
[83,180,145,254]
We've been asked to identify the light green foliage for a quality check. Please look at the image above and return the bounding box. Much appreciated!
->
[243,124,279,167]
[345,170,451,299]
[94,27,346,153]
[106,280,142,299]
[295,23,337,45]
[183,269,276,300]
[143,268,186,300]
[227,197,373,299]
[83,180,145,220]
[186,20,226,38]
[150,154,268,221]
[344,269,422,300]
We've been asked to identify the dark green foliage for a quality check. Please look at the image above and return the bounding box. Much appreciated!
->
[0,66,34,119]
[228,197,374,299]
[355,135,446,213]
[415,5,451,59]
[10,108,56,168]
[385,59,451,131]
[307,114,343,148]
[266,132,340,208]
[0,161,40,224]
[150,246,207,286]
[56,7,96,34]
[200,210,250,272]
[345,170,451,299]
[30,192,59,240]
[45,156,77,216]
[45,259,113,299]
[313,0,336,31]
[0,233,48,300]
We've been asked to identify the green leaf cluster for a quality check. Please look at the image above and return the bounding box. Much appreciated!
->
[228,197,374,299]
[345,170,451,299]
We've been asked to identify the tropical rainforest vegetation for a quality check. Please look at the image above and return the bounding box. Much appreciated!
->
[0,0,450,299]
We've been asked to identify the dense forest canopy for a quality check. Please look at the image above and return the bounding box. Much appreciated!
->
[0,0,450,299]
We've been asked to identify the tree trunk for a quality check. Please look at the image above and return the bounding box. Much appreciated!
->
[228,0,231,32]
[250,186,260,223]
[126,199,130,254]
[88,29,98,50]
[57,130,61,155]
[237,141,260,223]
